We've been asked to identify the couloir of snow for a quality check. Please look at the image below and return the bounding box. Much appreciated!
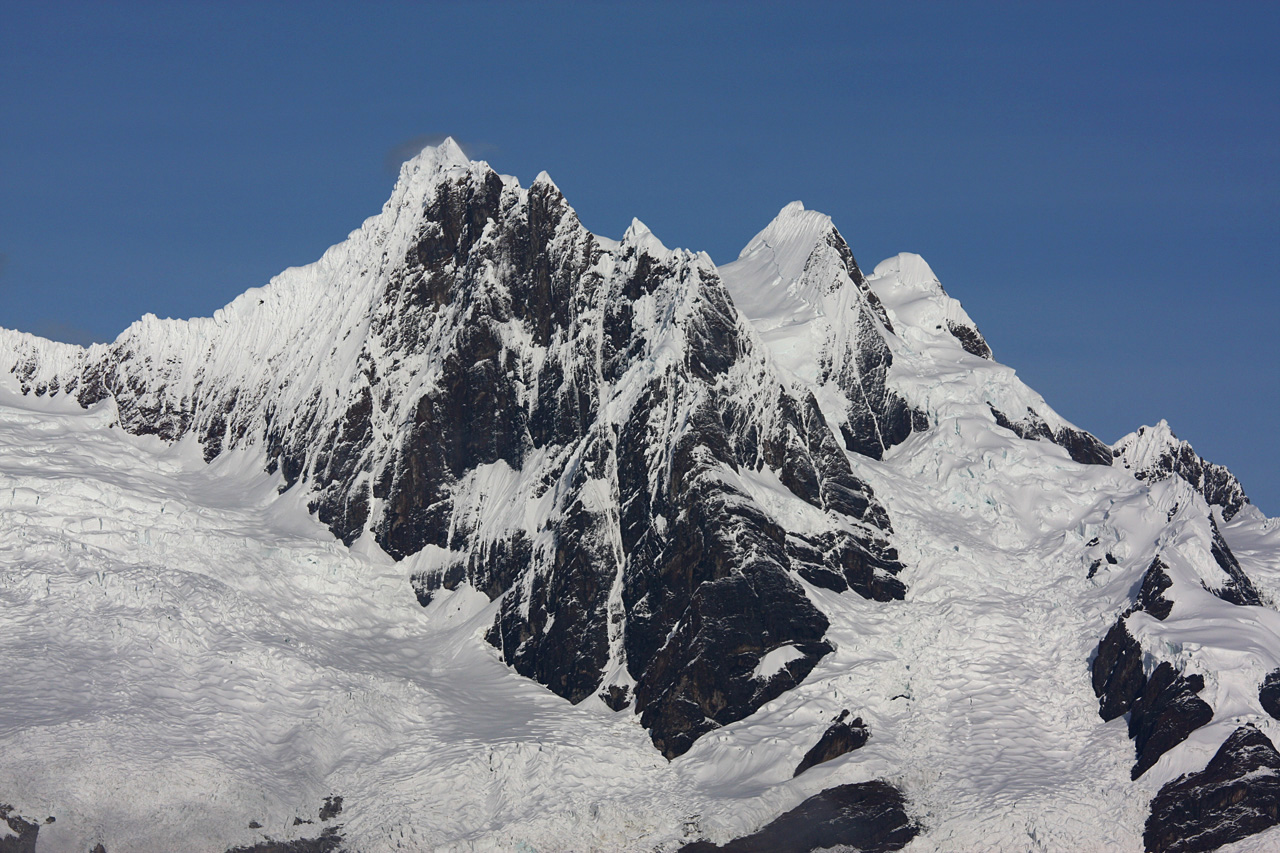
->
[2,143,1280,852]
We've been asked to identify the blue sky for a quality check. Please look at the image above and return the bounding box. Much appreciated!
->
[2,2,1278,512]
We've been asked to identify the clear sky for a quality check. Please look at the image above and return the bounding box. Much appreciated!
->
[2,2,1277,513]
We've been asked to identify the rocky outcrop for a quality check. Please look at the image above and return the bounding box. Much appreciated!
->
[1127,663,1213,780]
[225,829,344,853]
[677,781,917,853]
[1145,725,1280,853]
[989,405,1113,466]
[1261,669,1280,720]
[1114,422,1251,521]
[0,804,40,853]
[946,320,992,359]
[1092,559,1176,723]
[1093,559,1212,780]
[824,298,927,460]
[226,797,346,853]
[1207,516,1264,606]
[794,710,870,776]
[1093,618,1147,722]
[1136,558,1176,621]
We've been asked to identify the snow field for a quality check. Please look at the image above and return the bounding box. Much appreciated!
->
[0,392,704,853]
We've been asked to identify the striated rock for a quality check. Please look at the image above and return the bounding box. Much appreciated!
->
[677,781,917,853]
[786,531,906,602]
[829,311,928,460]
[1145,725,1280,853]
[794,710,870,776]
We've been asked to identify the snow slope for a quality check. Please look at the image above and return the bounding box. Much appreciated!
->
[0,388,705,852]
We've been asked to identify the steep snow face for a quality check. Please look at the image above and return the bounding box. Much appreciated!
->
[866,252,1113,466]
[4,139,485,439]
[718,207,1111,469]
[719,202,926,460]
[717,201,865,357]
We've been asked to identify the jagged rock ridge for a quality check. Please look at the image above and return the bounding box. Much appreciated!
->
[3,141,913,760]
[1115,421,1252,521]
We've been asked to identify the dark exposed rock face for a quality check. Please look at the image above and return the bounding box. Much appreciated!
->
[1093,559,1212,780]
[619,382,883,756]
[1207,516,1264,606]
[1092,558,1176,724]
[0,804,40,853]
[946,319,992,359]
[1092,618,1146,722]
[1145,725,1280,853]
[1261,669,1280,720]
[318,797,342,822]
[989,405,1112,466]
[2,147,911,759]
[828,307,928,460]
[1136,558,1176,621]
[786,531,906,601]
[1089,507,1278,847]
[1114,423,1251,521]
[677,781,917,853]
[794,710,870,776]
[225,827,344,853]
[364,170,912,756]
[1127,663,1213,780]
[1053,426,1117,467]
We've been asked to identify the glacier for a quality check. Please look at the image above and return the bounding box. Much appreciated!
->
[1,139,1279,853]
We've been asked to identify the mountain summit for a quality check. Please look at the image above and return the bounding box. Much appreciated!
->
[2,142,1278,853]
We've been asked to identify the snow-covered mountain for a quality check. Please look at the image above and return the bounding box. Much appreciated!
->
[2,140,1278,853]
